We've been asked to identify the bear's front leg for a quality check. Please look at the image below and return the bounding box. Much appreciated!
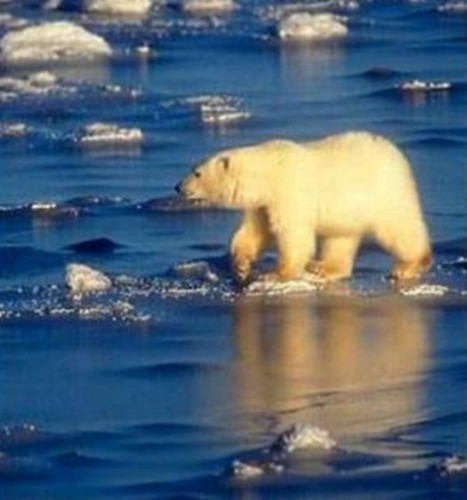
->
[229,209,272,283]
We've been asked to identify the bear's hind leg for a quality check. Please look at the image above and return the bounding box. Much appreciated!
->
[230,209,272,283]
[390,253,433,281]
[306,236,361,281]
[374,223,432,281]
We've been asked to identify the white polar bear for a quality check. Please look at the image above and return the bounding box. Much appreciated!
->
[175,132,432,283]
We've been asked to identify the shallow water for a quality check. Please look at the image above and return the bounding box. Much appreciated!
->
[0,0,466,498]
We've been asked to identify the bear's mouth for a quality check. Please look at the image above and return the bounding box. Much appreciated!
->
[180,191,204,202]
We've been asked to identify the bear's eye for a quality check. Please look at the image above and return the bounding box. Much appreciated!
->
[219,157,229,171]
[193,171,201,178]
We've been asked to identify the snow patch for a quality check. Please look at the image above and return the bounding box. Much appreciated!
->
[0,21,112,65]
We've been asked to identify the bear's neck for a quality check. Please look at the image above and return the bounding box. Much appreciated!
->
[229,175,269,209]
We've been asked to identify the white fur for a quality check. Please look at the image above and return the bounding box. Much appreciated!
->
[178,131,431,282]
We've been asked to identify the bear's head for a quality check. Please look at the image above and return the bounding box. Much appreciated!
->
[175,141,298,209]
[175,146,270,209]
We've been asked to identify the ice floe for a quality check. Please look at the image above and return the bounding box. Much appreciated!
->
[258,2,355,23]
[400,284,450,297]
[278,12,348,41]
[172,261,220,283]
[180,0,236,14]
[0,71,64,101]
[83,0,152,16]
[28,202,81,218]
[76,122,143,147]
[65,263,112,294]
[269,424,337,455]
[0,21,112,65]
[168,95,250,126]
[430,455,467,477]
[0,13,28,30]
[398,80,452,92]
[227,460,284,480]
[245,275,322,296]
[0,122,27,138]
[225,424,336,481]
[438,1,467,13]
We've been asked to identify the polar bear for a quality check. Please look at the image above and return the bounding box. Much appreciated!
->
[175,132,432,283]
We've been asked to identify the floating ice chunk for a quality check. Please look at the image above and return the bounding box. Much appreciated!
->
[0,21,112,65]
[83,0,152,15]
[0,13,29,30]
[258,2,356,23]
[438,1,467,13]
[400,284,449,297]
[181,0,236,14]
[0,71,59,98]
[0,123,27,137]
[28,202,80,218]
[228,460,266,479]
[200,102,250,125]
[245,276,321,296]
[278,12,348,41]
[227,460,284,480]
[77,122,143,147]
[398,79,451,92]
[65,263,112,294]
[42,0,62,9]
[186,95,250,125]
[136,43,152,58]
[431,455,467,477]
[173,261,220,283]
[269,424,337,455]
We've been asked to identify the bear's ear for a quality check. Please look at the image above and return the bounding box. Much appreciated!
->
[218,156,230,171]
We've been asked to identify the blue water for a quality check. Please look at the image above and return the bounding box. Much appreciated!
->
[0,0,466,498]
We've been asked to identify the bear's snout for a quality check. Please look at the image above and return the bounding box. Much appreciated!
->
[174,181,182,194]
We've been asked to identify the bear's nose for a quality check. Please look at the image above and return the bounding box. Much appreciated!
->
[174,182,182,194]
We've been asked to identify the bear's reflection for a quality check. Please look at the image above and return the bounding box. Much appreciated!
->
[231,295,429,438]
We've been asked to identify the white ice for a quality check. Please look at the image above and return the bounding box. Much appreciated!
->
[0,71,60,99]
[83,0,152,15]
[438,1,467,13]
[278,12,348,41]
[181,0,236,13]
[398,79,452,92]
[246,275,322,296]
[77,122,143,147]
[0,21,112,65]
[65,263,112,294]
[270,424,337,454]
[400,284,450,297]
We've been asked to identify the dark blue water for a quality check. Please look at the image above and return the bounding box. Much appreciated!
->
[0,0,466,498]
